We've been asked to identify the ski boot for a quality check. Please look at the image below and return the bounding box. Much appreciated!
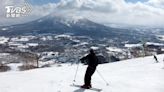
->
[81,84,92,89]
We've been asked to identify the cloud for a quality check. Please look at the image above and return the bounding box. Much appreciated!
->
[57,0,122,13]
[0,0,164,27]
[147,0,164,9]
[55,0,164,27]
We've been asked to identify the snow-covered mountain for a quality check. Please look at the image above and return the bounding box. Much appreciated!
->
[0,54,164,92]
[0,14,110,38]
[0,14,158,42]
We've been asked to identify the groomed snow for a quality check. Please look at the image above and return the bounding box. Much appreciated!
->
[0,55,164,92]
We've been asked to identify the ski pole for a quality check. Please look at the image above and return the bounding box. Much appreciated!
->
[96,70,109,86]
[73,60,80,84]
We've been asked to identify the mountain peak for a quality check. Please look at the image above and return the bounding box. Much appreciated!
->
[42,13,87,26]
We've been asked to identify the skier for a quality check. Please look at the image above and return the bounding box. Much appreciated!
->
[80,49,98,89]
[154,55,159,63]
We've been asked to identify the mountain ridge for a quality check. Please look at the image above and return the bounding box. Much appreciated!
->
[0,14,158,43]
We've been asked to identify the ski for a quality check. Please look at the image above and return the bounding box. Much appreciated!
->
[71,84,102,92]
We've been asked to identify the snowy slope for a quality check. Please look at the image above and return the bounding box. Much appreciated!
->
[0,55,164,92]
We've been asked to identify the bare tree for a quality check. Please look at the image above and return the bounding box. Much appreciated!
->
[16,52,41,70]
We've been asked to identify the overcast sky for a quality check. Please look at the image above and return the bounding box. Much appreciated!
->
[27,0,148,5]
[0,0,164,27]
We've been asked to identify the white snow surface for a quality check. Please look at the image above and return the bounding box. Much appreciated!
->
[146,42,164,46]
[156,35,164,41]
[0,55,164,92]
[1,28,8,31]
[125,42,164,48]
[90,46,99,50]
[55,34,72,39]
[106,47,123,52]
[27,43,39,47]
[125,44,143,48]
[0,37,9,44]
[11,37,29,42]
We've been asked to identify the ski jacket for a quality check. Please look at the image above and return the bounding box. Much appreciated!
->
[80,53,98,68]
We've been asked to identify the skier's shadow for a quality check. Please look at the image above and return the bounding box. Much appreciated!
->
[74,88,85,92]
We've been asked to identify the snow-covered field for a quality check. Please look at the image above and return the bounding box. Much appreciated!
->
[0,55,164,92]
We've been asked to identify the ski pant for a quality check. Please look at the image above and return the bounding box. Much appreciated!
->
[84,66,96,85]
[154,58,159,63]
